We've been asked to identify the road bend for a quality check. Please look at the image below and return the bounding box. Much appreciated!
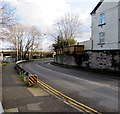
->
[23,60,119,112]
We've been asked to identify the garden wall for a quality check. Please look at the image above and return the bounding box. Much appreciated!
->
[54,50,120,72]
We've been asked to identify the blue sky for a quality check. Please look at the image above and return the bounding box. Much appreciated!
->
[3,0,100,50]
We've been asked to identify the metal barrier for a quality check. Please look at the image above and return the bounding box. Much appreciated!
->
[15,60,38,86]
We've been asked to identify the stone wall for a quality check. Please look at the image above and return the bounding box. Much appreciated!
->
[82,50,120,71]
[54,54,76,66]
[54,50,120,72]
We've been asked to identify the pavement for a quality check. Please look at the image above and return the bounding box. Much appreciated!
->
[2,64,78,113]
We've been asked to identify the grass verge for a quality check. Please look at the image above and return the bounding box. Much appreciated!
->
[18,74,39,87]
[1,62,13,66]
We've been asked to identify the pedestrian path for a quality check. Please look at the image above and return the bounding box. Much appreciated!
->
[2,64,78,112]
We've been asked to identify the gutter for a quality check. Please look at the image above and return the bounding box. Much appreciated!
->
[90,0,104,15]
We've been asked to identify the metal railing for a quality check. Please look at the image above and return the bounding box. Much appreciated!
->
[15,60,37,86]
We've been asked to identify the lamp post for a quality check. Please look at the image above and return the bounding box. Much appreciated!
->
[16,37,18,61]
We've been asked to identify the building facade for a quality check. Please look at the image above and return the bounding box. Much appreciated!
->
[79,40,92,50]
[91,0,120,50]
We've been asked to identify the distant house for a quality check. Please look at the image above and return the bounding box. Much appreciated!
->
[90,0,120,50]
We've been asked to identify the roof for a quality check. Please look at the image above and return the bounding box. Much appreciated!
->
[90,0,104,15]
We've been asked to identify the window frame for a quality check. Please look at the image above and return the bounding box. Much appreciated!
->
[99,32,105,44]
[100,13,105,25]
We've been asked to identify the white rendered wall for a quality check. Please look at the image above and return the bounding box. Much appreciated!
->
[91,2,119,50]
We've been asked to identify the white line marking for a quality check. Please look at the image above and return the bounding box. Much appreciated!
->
[36,64,118,90]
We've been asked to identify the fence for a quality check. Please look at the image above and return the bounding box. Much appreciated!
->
[15,60,37,86]
[56,45,84,55]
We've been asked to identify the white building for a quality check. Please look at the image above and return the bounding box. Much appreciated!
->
[91,0,120,50]
[79,39,92,50]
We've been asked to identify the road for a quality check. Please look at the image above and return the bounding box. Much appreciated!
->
[23,60,119,112]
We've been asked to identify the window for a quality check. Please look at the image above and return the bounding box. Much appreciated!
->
[100,13,105,25]
[99,32,105,43]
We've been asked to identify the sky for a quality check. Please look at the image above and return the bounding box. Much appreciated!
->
[2,0,101,50]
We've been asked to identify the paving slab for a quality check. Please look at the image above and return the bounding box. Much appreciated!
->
[27,87,49,97]
[2,64,79,112]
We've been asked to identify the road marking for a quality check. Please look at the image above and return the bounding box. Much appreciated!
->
[37,80,101,114]
[36,64,118,89]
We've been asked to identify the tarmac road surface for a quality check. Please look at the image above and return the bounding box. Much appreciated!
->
[23,60,119,113]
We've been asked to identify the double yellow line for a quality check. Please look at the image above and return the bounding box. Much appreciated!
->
[37,80,101,114]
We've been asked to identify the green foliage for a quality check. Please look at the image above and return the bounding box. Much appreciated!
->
[1,62,12,66]
[53,39,76,50]
[18,74,29,86]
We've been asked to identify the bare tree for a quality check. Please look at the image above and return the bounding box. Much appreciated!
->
[0,1,17,27]
[23,26,41,59]
[7,24,41,60]
[51,13,82,42]
[0,1,17,49]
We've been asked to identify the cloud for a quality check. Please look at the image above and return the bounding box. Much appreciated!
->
[6,0,70,31]
[76,32,91,42]
[65,0,99,3]
[2,0,103,49]
[5,0,92,44]
[65,0,120,3]
[76,7,93,42]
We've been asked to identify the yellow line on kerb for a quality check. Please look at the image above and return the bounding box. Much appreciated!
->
[38,81,64,99]
[68,100,93,113]
[38,80,101,114]
[38,80,92,113]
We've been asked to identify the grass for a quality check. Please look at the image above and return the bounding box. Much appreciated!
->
[0,62,13,66]
[18,73,39,87]
[18,74,29,86]
[32,83,40,88]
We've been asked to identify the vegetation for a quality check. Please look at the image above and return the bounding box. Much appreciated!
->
[53,38,76,50]
[0,1,17,26]
[7,24,42,60]
[51,13,82,50]
[1,2,81,60]
[0,62,12,66]
[51,13,82,40]
[0,1,42,60]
